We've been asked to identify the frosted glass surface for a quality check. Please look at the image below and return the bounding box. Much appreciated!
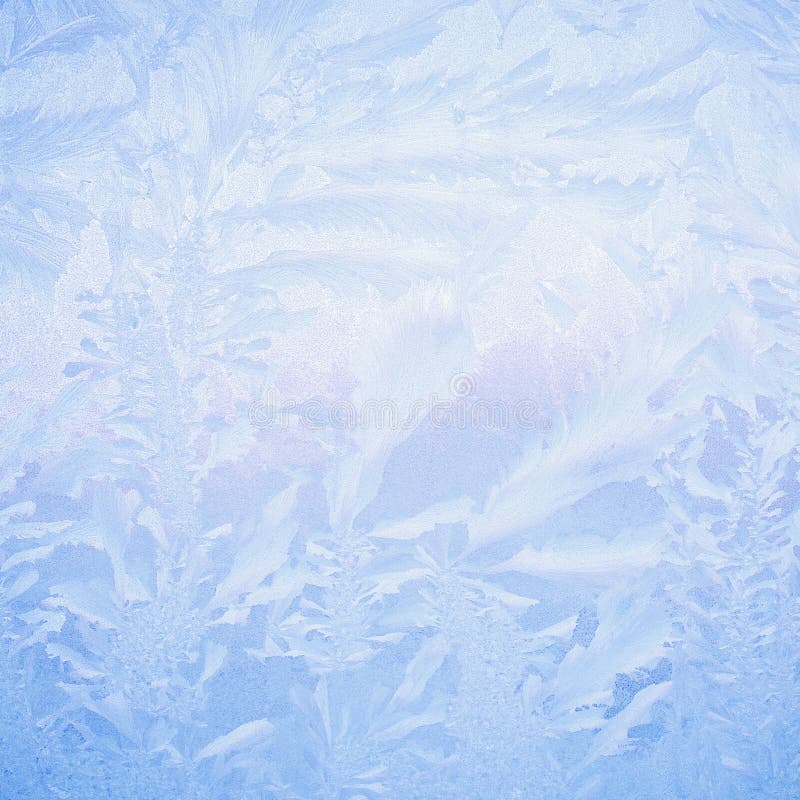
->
[1,2,799,798]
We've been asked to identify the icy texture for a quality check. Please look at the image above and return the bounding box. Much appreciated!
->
[1,2,800,798]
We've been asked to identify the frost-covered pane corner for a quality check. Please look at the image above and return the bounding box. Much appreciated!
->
[1,1,799,798]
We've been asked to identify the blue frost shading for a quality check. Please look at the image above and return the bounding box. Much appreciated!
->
[0,1,799,799]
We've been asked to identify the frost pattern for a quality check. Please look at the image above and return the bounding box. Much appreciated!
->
[1,2,799,799]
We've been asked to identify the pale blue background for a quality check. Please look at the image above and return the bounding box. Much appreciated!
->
[0,1,799,798]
